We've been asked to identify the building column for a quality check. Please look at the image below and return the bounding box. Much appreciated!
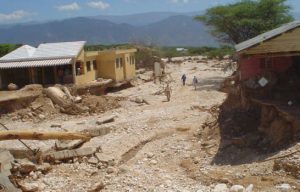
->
[54,66,58,83]
[42,67,45,85]
[72,61,76,84]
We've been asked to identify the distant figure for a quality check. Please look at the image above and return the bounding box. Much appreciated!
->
[165,83,172,102]
[181,74,187,86]
[193,76,198,90]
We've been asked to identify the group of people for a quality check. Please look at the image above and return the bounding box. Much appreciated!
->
[164,73,199,102]
[181,74,198,90]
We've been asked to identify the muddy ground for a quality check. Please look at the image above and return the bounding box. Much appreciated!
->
[0,56,299,192]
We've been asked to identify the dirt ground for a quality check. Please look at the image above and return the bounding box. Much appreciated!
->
[0,56,299,192]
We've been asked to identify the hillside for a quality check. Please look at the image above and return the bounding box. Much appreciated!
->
[91,12,182,26]
[0,15,217,47]
[140,15,216,46]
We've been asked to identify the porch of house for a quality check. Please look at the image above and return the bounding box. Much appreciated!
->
[0,65,74,89]
[240,54,300,117]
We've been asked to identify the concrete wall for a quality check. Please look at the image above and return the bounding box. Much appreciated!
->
[98,52,116,81]
[114,53,125,82]
[74,48,137,84]
[74,49,97,85]
[240,56,293,80]
[122,53,136,81]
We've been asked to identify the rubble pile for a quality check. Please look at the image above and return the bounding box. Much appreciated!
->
[274,153,300,178]
[0,85,124,122]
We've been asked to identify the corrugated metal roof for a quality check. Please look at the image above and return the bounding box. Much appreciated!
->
[0,45,36,61]
[235,20,300,52]
[32,41,86,59]
[0,58,72,69]
[0,41,86,62]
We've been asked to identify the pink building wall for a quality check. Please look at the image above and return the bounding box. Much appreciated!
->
[239,56,292,80]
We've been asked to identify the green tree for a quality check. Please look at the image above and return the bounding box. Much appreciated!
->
[196,0,294,44]
[0,44,22,57]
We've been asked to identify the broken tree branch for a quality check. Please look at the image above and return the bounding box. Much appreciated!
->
[0,130,91,141]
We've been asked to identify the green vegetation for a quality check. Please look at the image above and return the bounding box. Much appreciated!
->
[0,44,22,57]
[158,46,234,59]
[135,46,162,69]
[189,45,234,59]
[196,0,293,44]
[84,44,135,51]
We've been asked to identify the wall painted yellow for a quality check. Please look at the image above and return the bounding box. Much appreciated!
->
[73,48,137,85]
[74,49,97,85]
[122,53,136,81]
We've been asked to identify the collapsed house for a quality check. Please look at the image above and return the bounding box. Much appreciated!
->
[0,41,137,89]
[234,20,300,147]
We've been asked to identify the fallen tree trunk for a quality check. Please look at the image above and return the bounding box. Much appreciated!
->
[0,131,91,141]
[44,87,71,108]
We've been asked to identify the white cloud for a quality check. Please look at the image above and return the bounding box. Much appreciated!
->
[87,1,110,10]
[170,0,189,3]
[57,2,80,11]
[0,10,33,23]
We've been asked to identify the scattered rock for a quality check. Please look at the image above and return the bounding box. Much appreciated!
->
[36,163,52,174]
[88,156,99,165]
[17,159,36,175]
[245,184,253,192]
[96,115,115,125]
[106,166,116,174]
[8,83,18,90]
[213,183,229,192]
[146,152,154,159]
[276,183,292,192]
[51,123,62,128]
[230,185,245,192]
[150,160,158,165]
[38,114,46,120]
[19,182,39,192]
[55,140,86,150]
[87,181,105,192]
[134,97,144,104]
[95,153,115,164]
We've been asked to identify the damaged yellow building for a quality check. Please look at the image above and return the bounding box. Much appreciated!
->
[0,41,137,88]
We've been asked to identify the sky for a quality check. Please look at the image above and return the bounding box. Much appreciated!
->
[0,0,299,24]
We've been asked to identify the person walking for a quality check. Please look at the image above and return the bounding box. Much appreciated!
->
[181,74,187,86]
[165,83,172,102]
[193,76,198,90]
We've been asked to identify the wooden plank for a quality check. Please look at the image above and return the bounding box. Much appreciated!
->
[242,27,300,55]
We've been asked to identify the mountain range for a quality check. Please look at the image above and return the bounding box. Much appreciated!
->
[0,11,299,47]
